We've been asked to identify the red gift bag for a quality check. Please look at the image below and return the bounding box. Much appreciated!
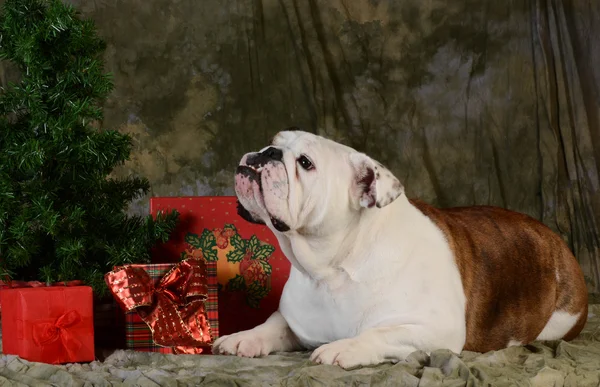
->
[1,286,95,364]
[150,196,291,337]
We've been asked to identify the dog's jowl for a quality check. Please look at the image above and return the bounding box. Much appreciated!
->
[213,130,588,369]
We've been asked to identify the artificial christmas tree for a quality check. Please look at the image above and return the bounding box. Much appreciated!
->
[0,0,178,296]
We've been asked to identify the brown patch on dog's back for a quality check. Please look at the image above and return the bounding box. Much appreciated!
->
[410,199,588,352]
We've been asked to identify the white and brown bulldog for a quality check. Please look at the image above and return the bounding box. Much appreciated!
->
[212,129,588,369]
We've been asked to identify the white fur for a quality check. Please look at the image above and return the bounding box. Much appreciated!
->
[536,311,580,341]
[278,196,466,355]
[217,131,467,368]
[212,311,300,357]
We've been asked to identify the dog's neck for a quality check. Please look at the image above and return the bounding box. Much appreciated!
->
[281,194,414,285]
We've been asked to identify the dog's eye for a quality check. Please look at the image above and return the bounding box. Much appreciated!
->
[297,155,314,171]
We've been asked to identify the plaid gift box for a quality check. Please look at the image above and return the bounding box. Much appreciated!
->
[122,262,218,354]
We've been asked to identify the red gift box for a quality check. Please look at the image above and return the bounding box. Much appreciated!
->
[0,286,95,364]
[150,196,291,336]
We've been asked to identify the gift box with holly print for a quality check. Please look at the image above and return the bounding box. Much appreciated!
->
[150,196,291,337]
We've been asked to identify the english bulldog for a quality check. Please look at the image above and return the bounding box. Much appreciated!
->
[212,129,588,369]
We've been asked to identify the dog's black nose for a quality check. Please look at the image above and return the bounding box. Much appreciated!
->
[246,147,283,167]
[261,147,283,161]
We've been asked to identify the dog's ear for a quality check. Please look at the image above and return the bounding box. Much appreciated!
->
[349,153,404,209]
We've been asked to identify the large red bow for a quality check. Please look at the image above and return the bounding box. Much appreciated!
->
[104,258,212,354]
[32,310,82,361]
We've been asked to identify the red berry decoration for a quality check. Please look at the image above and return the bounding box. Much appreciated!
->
[239,250,253,273]
[216,236,228,249]
[185,248,205,261]
[242,261,269,286]
[222,228,236,238]
[242,265,257,284]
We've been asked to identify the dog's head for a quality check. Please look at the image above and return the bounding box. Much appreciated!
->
[234,130,404,234]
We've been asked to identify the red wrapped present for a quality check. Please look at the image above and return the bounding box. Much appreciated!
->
[150,196,291,336]
[105,258,218,354]
[0,283,95,364]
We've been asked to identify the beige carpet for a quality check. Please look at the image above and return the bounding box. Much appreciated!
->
[1,306,599,386]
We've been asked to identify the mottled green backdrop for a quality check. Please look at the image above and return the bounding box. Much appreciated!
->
[4,0,600,296]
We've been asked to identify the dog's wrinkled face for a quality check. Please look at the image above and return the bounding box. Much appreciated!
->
[234,130,404,234]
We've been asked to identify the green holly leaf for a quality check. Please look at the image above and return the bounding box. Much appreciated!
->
[199,229,218,261]
[185,233,202,249]
[247,295,261,309]
[227,274,246,291]
[180,251,187,260]
[254,244,275,261]
[226,248,245,263]
[258,260,272,276]
[248,235,260,255]
[229,234,245,251]
[203,250,218,262]
[247,280,270,299]
[199,229,216,247]
[223,224,237,232]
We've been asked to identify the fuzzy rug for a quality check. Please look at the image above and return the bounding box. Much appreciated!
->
[1,306,599,387]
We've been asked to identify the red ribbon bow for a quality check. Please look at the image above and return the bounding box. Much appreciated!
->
[104,258,212,354]
[32,310,82,361]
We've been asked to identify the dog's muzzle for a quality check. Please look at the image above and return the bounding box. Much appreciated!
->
[235,151,291,232]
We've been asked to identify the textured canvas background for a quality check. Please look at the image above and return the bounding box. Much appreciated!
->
[1,0,599,297]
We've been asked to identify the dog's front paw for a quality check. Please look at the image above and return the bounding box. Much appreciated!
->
[310,338,380,369]
[212,331,271,358]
